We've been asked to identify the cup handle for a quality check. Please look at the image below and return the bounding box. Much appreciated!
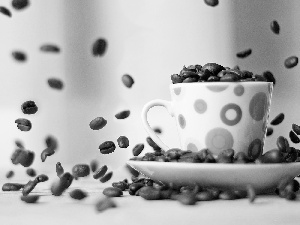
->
[141,99,174,151]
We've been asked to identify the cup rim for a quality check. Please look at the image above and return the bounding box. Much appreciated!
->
[170,81,273,88]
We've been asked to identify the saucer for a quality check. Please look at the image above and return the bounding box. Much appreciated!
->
[126,161,300,193]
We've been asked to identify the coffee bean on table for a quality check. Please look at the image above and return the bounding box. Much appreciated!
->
[236,49,252,58]
[15,140,24,149]
[40,44,60,53]
[26,168,36,177]
[153,127,162,134]
[21,195,39,203]
[12,51,27,62]
[72,164,90,178]
[204,0,219,7]
[93,165,108,179]
[266,127,273,136]
[103,187,123,197]
[270,113,284,125]
[292,124,300,135]
[12,0,29,10]
[95,197,116,212]
[219,190,237,200]
[122,74,134,88]
[289,130,300,144]
[132,144,144,156]
[21,101,38,114]
[99,141,116,154]
[138,186,161,200]
[92,38,107,57]
[6,170,14,179]
[285,56,298,69]
[270,20,280,34]
[100,171,113,183]
[117,136,129,148]
[48,78,64,90]
[129,183,145,196]
[15,118,32,131]
[115,110,130,119]
[51,172,74,196]
[0,6,12,17]
[35,174,48,183]
[2,183,24,191]
[112,181,128,191]
[176,194,197,205]
[89,117,107,130]
[69,189,87,200]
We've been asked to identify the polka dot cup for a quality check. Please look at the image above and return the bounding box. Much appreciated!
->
[142,82,273,159]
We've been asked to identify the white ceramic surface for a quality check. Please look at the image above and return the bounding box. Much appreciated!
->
[142,82,273,158]
[127,161,300,193]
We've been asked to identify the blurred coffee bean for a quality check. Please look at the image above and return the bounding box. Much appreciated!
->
[0,6,11,17]
[100,171,113,183]
[22,180,38,196]
[45,135,58,150]
[20,195,39,204]
[2,183,24,191]
[122,74,134,88]
[89,117,107,130]
[92,38,107,57]
[276,136,290,153]
[270,113,284,125]
[35,174,49,183]
[11,149,35,167]
[6,170,14,179]
[262,71,276,85]
[146,137,161,151]
[284,56,298,69]
[69,189,87,200]
[95,197,116,212]
[12,0,29,10]
[204,0,219,7]
[40,44,60,53]
[290,130,300,144]
[12,51,26,62]
[15,118,32,131]
[171,74,184,84]
[246,185,256,203]
[176,194,197,205]
[266,127,273,136]
[219,190,237,200]
[41,147,55,162]
[236,49,252,58]
[72,164,90,178]
[90,160,98,172]
[93,165,108,179]
[196,191,216,201]
[56,162,64,178]
[26,168,36,177]
[138,187,161,200]
[115,110,130,119]
[261,149,284,163]
[48,78,64,90]
[270,20,280,34]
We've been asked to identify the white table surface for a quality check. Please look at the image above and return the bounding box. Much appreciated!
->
[1,167,300,225]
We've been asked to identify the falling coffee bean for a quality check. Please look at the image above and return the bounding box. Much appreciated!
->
[21,101,38,115]
[6,170,14,179]
[95,197,116,212]
[204,0,219,7]
[122,74,134,88]
[99,141,116,154]
[20,195,39,203]
[132,144,144,156]
[284,56,298,69]
[236,49,252,58]
[12,0,29,10]
[15,118,32,131]
[69,189,87,200]
[47,78,64,90]
[40,44,60,53]
[26,168,36,177]
[12,51,27,62]
[115,110,130,119]
[292,124,300,135]
[276,136,290,153]
[72,164,90,178]
[266,127,273,136]
[0,6,12,17]
[270,113,284,125]
[90,160,98,172]
[89,117,107,130]
[93,165,108,179]
[270,20,280,34]
[92,38,107,57]
[56,162,64,177]
[2,183,24,191]
[100,171,113,183]
[289,130,300,144]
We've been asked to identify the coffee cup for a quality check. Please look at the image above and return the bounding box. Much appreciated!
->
[141,82,273,159]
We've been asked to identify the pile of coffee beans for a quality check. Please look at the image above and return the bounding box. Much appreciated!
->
[171,63,276,83]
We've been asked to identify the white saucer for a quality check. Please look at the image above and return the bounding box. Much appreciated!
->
[126,161,300,194]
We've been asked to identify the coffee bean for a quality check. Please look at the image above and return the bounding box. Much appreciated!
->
[48,78,64,90]
[176,194,197,205]
[92,38,107,57]
[246,185,256,203]
[93,165,108,179]
[40,44,60,53]
[22,180,38,196]
[35,174,48,183]
[270,20,280,34]
[289,130,300,144]
[69,189,87,200]
[236,49,252,58]
[276,136,290,153]
[72,164,90,178]
[12,0,29,10]
[153,127,162,134]
[2,183,24,191]
[285,191,297,200]
[41,147,55,162]
[266,127,273,136]
[0,6,12,17]
[204,0,219,7]
[51,172,74,196]
[292,124,300,135]
[196,191,216,201]
[171,74,184,84]
[6,170,14,179]
[99,141,116,154]
[103,187,123,197]
[219,190,237,200]
[261,149,284,163]
[12,51,27,62]
[284,147,298,163]
[270,113,284,125]
[122,74,134,88]
[21,100,38,115]
[285,56,298,69]
[89,117,107,130]
[20,195,39,203]
[26,168,36,177]
[146,137,161,151]
[132,144,144,156]
[115,110,130,119]
[15,118,32,131]
[138,186,161,200]
[233,190,247,199]
[112,181,128,191]
[11,149,35,167]
[95,197,116,212]
[100,171,113,183]
[90,160,98,172]
[262,71,276,85]
[117,136,129,148]
[129,183,144,195]
[15,140,24,149]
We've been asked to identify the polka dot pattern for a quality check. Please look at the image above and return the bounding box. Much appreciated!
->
[206,85,228,92]
[205,127,234,153]
[234,84,244,96]
[187,143,198,152]
[178,114,186,129]
[194,99,207,114]
[174,87,181,95]
[220,103,242,126]
[249,92,268,121]
[248,139,262,160]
